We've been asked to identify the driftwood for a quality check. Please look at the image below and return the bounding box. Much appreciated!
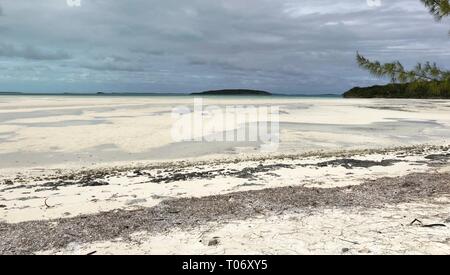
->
[410,219,446,228]
[44,198,53,209]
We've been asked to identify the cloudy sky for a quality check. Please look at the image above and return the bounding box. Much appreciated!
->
[0,0,449,94]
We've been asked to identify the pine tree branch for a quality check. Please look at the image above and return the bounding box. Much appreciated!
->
[356,53,449,83]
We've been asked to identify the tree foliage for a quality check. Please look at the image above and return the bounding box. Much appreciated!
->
[421,0,450,20]
[343,80,450,98]
[356,0,450,84]
[356,53,450,83]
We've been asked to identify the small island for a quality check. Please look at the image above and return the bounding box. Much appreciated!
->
[191,89,272,96]
[343,81,450,99]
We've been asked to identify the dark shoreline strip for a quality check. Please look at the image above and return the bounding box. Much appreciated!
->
[4,144,448,187]
[0,172,449,255]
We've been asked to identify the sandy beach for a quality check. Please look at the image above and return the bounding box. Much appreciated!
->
[1,96,450,255]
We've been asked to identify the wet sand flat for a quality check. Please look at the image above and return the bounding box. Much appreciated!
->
[1,96,450,174]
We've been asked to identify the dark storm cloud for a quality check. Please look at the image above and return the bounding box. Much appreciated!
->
[0,0,449,93]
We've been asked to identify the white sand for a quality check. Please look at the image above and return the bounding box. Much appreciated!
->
[39,200,450,255]
[0,146,447,223]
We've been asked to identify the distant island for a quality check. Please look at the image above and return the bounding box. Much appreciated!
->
[343,81,450,99]
[191,89,272,96]
[0,92,22,95]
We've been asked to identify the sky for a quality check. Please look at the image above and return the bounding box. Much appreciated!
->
[0,0,449,94]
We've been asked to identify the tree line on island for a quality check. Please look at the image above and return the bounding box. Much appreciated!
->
[344,0,450,98]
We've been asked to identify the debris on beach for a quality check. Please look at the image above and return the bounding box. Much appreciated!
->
[409,219,446,228]
[81,181,109,187]
[208,238,220,246]
[3,180,13,185]
[316,159,400,169]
